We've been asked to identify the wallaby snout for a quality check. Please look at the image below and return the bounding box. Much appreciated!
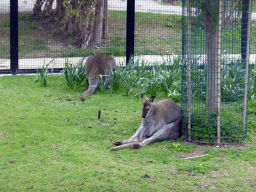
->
[81,53,116,101]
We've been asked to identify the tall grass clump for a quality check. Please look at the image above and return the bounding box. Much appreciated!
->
[97,74,110,94]
[62,58,88,91]
[109,68,122,93]
[121,68,137,96]
[34,60,53,86]
[110,55,182,101]
[115,57,149,97]
[159,55,182,102]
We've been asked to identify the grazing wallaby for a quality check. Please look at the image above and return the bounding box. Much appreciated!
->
[111,93,182,151]
[81,53,116,101]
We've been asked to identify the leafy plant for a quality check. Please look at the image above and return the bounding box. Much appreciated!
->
[118,58,141,96]
[221,59,245,102]
[188,58,252,103]
[97,74,110,94]
[248,63,256,100]
[109,68,122,93]
[62,58,88,91]
[34,60,53,86]
[141,78,161,97]
[107,56,184,99]
[165,22,173,28]
[122,72,136,96]
[160,68,181,96]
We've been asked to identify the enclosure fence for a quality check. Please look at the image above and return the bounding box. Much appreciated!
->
[181,0,251,144]
[0,0,184,74]
[1,0,255,75]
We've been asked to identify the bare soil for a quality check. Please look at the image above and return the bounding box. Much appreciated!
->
[174,139,252,159]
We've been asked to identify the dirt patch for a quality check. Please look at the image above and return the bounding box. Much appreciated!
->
[175,139,252,159]
[183,140,251,150]
[175,147,207,159]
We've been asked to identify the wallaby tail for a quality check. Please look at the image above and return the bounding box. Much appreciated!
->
[81,78,97,101]
[81,86,97,101]
[110,138,146,151]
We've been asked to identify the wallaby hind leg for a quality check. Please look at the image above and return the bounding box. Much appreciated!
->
[115,124,146,145]
[134,122,180,149]
[81,79,97,101]
[110,139,146,151]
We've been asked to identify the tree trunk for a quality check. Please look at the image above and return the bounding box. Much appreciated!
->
[32,0,108,49]
[81,6,94,49]
[44,0,54,16]
[33,0,42,16]
[103,0,108,38]
[93,0,104,46]
[205,10,219,113]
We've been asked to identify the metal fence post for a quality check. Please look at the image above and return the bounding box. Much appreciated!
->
[186,0,192,141]
[10,0,18,75]
[241,0,249,65]
[243,0,251,132]
[126,0,135,65]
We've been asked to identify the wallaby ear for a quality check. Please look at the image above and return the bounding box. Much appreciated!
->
[140,93,145,99]
[149,96,155,103]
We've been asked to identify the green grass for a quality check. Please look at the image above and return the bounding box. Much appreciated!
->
[0,75,256,191]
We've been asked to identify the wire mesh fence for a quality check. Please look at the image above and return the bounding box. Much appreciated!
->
[0,12,9,60]
[0,0,186,73]
[181,0,251,144]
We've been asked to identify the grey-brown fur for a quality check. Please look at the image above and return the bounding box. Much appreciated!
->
[81,53,116,101]
[111,93,182,150]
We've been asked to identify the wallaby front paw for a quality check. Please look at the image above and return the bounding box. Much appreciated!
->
[132,144,141,149]
[113,141,122,146]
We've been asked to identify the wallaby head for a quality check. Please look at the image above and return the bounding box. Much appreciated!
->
[140,93,155,118]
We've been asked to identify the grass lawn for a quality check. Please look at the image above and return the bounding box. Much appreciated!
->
[0,75,256,191]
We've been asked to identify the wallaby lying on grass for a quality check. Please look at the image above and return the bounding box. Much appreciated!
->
[111,93,182,151]
[81,53,116,101]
